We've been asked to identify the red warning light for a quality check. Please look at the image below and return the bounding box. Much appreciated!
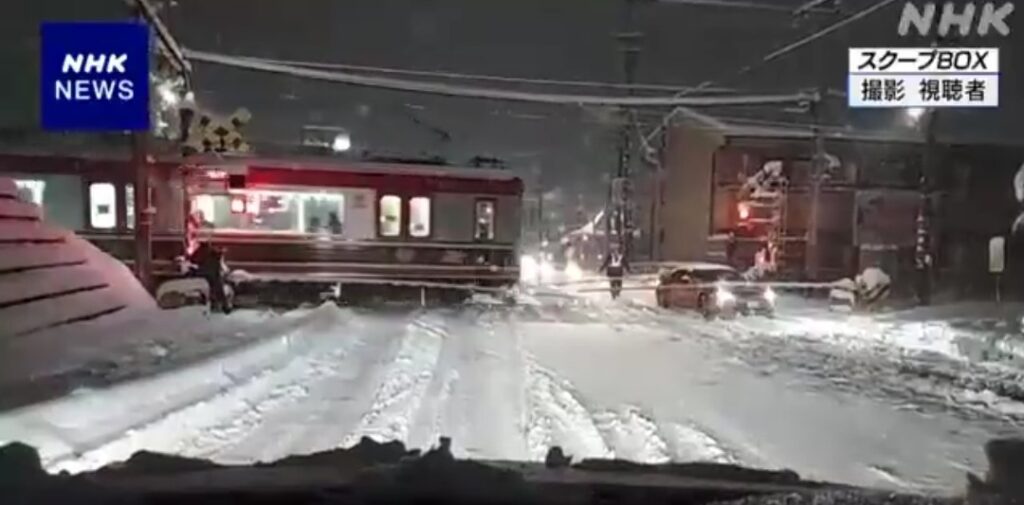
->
[738,202,751,220]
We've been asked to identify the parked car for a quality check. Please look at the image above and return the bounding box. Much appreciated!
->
[655,263,775,318]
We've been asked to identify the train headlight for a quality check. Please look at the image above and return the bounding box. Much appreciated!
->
[763,286,777,305]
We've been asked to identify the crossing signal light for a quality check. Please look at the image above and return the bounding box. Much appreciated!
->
[738,202,751,221]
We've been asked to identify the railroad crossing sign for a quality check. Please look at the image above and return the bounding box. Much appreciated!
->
[182,107,251,154]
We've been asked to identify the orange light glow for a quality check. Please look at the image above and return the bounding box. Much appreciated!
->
[738,203,750,220]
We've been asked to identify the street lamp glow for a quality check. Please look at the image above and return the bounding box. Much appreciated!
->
[331,133,351,152]
[906,107,925,120]
[157,82,178,107]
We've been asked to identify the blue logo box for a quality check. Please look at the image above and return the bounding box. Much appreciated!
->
[40,22,150,131]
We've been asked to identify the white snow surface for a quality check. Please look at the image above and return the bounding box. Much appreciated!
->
[1,283,1023,494]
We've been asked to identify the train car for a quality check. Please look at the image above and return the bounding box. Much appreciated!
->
[0,152,523,305]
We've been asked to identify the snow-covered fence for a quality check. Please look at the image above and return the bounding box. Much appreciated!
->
[0,178,154,340]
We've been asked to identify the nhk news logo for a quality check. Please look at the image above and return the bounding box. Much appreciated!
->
[40,22,150,131]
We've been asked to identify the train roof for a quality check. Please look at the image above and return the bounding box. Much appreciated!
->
[186,154,521,182]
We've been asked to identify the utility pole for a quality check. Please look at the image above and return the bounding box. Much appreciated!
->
[807,90,825,281]
[915,35,948,306]
[130,0,192,291]
[132,131,152,291]
[612,0,643,261]
[915,109,937,306]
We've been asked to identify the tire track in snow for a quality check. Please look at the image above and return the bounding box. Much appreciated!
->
[405,307,470,452]
[339,313,447,447]
[439,307,531,460]
[208,309,419,462]
[592,406,670,463]
[40,305,355,472]
[525,359,612,461]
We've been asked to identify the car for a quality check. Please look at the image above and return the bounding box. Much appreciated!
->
[654,262,776,319]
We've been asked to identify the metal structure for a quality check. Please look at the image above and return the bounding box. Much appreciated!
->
[129,0,193,290]
[610,0,643,263]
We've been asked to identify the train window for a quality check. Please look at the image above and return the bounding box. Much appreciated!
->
[475,200,495,240]
[13,180,45,206]
[300,193,345,234]
[194,194,217,226]
[409,196,431,237]
[379,195,401,237]
[3,173,83,229]
[89,182,117,229]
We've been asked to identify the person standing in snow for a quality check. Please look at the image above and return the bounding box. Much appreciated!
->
[189,242,231,314]
[599,243,629,299]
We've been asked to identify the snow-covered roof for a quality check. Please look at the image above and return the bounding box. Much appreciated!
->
[188,154,521,181]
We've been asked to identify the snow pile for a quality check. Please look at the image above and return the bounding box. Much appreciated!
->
[66,233,155,312]
[0,179,153,341]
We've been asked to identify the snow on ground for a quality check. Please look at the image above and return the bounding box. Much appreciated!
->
[1,283,1022,494]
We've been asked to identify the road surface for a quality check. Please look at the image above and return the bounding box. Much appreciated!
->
[1,285,1023,493]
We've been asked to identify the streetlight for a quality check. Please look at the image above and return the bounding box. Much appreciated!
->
[905,107,925,121]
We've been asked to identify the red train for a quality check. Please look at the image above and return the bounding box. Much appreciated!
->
[0,152,523,305]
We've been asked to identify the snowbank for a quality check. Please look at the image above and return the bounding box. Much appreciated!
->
[0,176,154,341]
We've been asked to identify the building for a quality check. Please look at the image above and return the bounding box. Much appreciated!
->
[652,113,1024,299]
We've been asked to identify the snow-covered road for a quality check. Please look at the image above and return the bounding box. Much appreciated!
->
[2,288,1023,494]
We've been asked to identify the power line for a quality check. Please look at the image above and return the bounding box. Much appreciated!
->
[657,0,832,13]
[241,56,735,94]
[757,0,899,66]
[643,0,896,142]
[184,48,812,108]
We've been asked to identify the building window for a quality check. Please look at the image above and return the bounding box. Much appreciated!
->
[379,195,402,237]
[125,183,135,230]
[409,196,431,237]
[475,200,495,240]
[89,182,117,229]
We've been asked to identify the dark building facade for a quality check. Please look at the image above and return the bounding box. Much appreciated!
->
[654,116,1024,300]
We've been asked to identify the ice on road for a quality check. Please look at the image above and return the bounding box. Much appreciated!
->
[1,291,1022,493]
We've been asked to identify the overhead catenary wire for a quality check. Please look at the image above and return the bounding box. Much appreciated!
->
[643,0,899,142]
[240,56,736,94]
[183,48,813,107]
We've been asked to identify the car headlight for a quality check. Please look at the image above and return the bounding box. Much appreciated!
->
[564,260,583,282]
[763,286,777,304]
[520,255,539,282]
[715,287,735,307]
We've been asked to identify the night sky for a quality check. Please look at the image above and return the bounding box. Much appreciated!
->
[3,0,1022,207]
